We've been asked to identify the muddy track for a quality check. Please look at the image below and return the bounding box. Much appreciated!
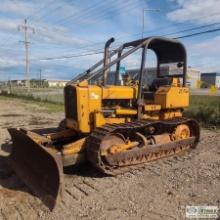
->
[0,98,219,220]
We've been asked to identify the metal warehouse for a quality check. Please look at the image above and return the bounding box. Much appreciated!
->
[201,72,220,88]
[107,66,200,88]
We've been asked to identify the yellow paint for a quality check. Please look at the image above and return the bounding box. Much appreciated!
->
[62,137,86,155]
[155,86,189,109]
[161,110,182,120]
[105,117,125,124]
[196,80,202,89]
[171,78,180,87]
[102,86,137,99]
[78,80,88,87]
[142,114,159,120]
[144,104,161,112]
[109,141,138,154]
[65,78,189,135]
[46,129,76,141]
[28,133,48,144]
[115,108,137,115]
[76,86,90,132]
[69,84,102,132]
[209,85,218,95]
[94,112,106,127]
[94,112,125,127]
[173,124,190,140]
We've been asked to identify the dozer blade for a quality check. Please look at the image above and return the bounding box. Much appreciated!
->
[8,128,63,211]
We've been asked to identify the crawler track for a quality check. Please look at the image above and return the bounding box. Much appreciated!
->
[87,118,200,175]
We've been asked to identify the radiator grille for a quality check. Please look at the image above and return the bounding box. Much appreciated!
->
[64,85,77,120]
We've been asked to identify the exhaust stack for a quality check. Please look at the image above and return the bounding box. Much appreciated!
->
[103,37,115,86]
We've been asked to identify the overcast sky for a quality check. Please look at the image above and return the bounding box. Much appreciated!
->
[0,0,220,81]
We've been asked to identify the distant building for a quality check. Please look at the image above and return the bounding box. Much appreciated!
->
[6,79,69,88]
[201,72,220,88]
[107,66,200,88]
[0,81,5,86]
[9,80,26,86]
[186,67,201,88]
[47,79,69,87]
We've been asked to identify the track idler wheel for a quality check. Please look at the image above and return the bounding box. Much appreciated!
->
[173,124,190,140]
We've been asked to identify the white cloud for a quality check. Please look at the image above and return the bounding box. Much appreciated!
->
[0,18,22,32]
[167,0,220,24]
[191,35,220,55]
[184,35,220,72]
[0,0,88,46]
[0,57,23,68]
[0,0,189,80]
[32,24,91,46]
[0,0,34,16]
[0,18,91,49]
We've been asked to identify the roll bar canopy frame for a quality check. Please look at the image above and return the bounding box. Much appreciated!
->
[69,36,187,119]
[70,36,187,88]
[114,37,187,86]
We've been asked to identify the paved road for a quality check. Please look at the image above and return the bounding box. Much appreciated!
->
[190,88,220,96]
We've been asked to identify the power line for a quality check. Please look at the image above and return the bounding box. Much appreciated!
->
[0,0,68,50]
[34,19,220,61]
[56,0,133,25]
[28,1,147,55]
[32,26,220,62]
[31,48,104,61]
[32,4,65,23]
[163,21,220,37]
[84,1,141,27]
[0,0,55,49]
[174,27,220,39]
[57,0,138,27]
[27,3,220,48]
[26,0,60,21]
[122,11,220,40]
[39,12,220,57]
[24,2,102,48]
[0,3,218,52]
[54,0,110,26]
[16,0,137,50]
[1,3,220,64]
[33,9,220,54]
[3,20,220,63]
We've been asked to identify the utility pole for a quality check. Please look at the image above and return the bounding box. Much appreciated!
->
[142,9,160,38]
[18,19,35,92]
[8,74,11,94]
[39,68,42,87]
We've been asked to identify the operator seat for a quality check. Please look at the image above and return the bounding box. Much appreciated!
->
[143,77,171,101]
[149,77,171,91]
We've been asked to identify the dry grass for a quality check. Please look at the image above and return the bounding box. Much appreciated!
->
[185,95,220,127]
[1,93,219,127]
[0,94,64,113]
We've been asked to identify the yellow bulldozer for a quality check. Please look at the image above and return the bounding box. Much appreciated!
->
[8,36,200,210]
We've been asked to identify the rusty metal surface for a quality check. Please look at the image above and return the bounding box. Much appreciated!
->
[103,37,115,86]
[105,137,195,166]
[86,118,200,175]
[8,128,63,211]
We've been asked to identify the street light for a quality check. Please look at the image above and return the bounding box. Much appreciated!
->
[142,8,160,38]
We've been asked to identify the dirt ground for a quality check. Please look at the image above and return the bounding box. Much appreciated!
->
[0,97,219,220]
